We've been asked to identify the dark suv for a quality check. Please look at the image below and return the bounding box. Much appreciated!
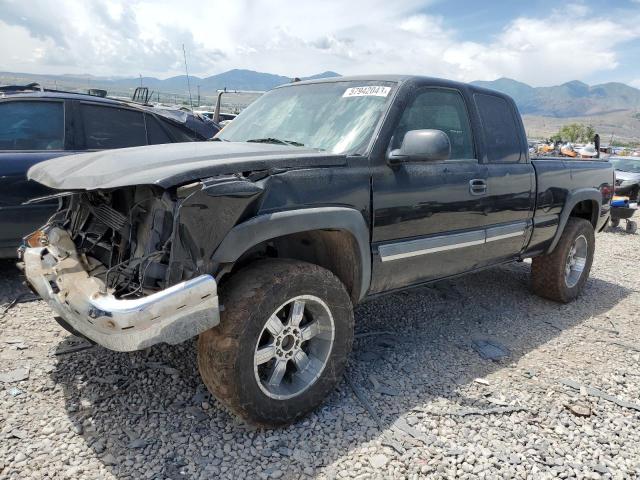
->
[0,84,220,257]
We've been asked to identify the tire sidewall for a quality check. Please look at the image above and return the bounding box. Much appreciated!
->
[559,219,595,301]
[228,268,353,424]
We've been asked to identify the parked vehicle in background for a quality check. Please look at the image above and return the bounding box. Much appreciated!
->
[21,75,613,426]
[610,156,640,201]
[195,110,237,123]
[0,84,220,258]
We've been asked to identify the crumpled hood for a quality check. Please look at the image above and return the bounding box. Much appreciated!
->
[28,141,346,190]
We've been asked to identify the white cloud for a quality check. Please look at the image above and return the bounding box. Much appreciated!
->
[445,9,639,85]
[0,0,638,86]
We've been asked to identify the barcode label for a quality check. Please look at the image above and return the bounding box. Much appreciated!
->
[342,86,391,98]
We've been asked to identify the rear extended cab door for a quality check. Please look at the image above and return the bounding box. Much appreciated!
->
[472,92,535,266]
[0,98,76,255]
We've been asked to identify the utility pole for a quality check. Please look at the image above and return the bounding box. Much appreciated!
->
[182,44,194,110]
[197,85,200,107]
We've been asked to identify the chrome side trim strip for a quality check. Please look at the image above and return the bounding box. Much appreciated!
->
[378,221,529,262]
[485,230,524,242]
[379,230,485,262]
[485,222,528,243]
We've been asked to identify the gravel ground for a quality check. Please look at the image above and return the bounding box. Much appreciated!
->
[1,228,639,480]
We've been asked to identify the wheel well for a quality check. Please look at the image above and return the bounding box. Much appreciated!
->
[569,200,598,228]
[223,229,362,304]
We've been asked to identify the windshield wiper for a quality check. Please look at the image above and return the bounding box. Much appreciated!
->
[246,137,305,147]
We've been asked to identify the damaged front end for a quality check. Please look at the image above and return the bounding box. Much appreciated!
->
[20,178,262,352]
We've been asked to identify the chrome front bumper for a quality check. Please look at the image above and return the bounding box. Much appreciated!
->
[23,228,220,352]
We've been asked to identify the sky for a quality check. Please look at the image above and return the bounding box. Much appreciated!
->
[1,0,639,87]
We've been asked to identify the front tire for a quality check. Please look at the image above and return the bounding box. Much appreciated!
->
[198,259,354,426]
[531,218,595,303]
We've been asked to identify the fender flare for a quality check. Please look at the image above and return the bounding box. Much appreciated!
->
[212,207,371,301]
[546,188,601,254]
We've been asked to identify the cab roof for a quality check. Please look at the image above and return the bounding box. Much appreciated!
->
[275,74,513,101]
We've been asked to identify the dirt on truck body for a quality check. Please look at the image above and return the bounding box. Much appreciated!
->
[21,75,614,426]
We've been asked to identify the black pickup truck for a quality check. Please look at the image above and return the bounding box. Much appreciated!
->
[21,75,613,426]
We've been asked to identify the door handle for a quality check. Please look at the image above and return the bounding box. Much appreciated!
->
[469,179,487,196]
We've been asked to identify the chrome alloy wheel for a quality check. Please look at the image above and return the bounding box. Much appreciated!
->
[253,295,335,400]
[565,234,588,288]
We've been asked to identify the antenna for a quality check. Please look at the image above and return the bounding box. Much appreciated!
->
[182,44,194,110]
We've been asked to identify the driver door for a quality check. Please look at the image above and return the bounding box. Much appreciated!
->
[370,86,489,293]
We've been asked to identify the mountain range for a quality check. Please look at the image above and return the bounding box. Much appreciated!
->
[2,69,640,120]
[471,78,640,117]
[0,69,340,96]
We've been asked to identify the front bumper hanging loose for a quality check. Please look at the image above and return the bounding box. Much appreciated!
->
[22,228,220,352]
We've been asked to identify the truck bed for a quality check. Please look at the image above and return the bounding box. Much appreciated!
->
[525,157,614,256]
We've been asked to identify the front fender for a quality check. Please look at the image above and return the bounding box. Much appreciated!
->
[212,207,371,301]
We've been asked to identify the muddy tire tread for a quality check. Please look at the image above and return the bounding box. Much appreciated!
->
[197,258,353,426]
[531,217,595,303]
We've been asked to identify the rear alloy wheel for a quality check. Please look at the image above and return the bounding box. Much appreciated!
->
[531,218,595,303]
[564,234,588,288]
[198,259,353,426]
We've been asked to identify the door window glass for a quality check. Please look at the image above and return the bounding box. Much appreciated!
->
[80,104,146,149]
[474,93,523,163]
[161,121,200,142]
[145,115,173,145]
[393,89,474,159]
[0,101,64,150]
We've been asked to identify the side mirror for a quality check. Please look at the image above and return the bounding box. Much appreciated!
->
[387,130,451,165]
[387,129,451,166]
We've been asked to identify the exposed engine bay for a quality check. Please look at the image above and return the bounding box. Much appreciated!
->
[37,174,265,300]
[49,186,175,298]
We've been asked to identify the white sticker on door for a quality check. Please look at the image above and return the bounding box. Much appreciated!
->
[342,86,391,98]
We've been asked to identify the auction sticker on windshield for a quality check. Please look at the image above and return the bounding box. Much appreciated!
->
[343,86,391,98]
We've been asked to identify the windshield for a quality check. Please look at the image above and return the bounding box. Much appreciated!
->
[217,81,396,154]
[610,158,640,173]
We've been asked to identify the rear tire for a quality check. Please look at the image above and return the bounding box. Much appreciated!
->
[197,259,354,426]
[531,218,595,303]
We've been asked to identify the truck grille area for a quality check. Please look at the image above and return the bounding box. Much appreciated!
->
[57,186,175,298]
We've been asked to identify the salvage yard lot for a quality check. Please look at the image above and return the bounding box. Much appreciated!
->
[1,229,639,479]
